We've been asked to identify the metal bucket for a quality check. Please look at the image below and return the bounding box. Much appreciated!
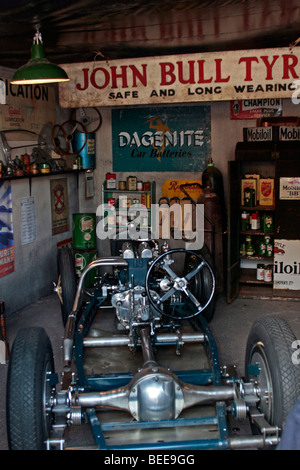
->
[73,213,96,250]
[73,131,96,169]
[74,249,97,288]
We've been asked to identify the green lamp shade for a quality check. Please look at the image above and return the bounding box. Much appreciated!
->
[11,43,69,85]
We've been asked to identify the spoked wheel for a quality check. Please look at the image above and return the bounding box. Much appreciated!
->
[52,120,87,155]
[245,316,300,431]
[52,123,69,155]
[71,107,102,133]
[145,249,215,322]
[57,246,77,326]
[6,328,56,450]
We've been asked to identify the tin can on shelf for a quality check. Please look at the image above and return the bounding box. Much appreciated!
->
[40,163,50,173]
[266,243,273,257]
[107,212,115,226]
[241,211,250,230]
[119,195,129,208]
[143,181,151,191]
[118,180,126,190]
[257,264,265,281]
[263,213,273,233]
[246,236,254,257]
[258,241,266,255]
[137,180,143,191]
[141,214,148,227]
[251,212,260,230]
[23,153,30,165]
[108,198,115,208]
[264,264,273,282]
[106,172,116,189]
[244,188,255,206]
[127,176,137,190]
[141,193,147,207]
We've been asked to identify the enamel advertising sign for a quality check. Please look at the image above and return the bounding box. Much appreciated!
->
[59,47,300,107]
[274,240,300,290]
[112,106,211,172]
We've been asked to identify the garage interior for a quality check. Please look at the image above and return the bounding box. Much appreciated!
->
[1,0,300,451]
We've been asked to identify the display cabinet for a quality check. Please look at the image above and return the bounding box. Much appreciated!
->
[227,134,300,302]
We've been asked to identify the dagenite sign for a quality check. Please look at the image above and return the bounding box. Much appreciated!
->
[59,47,300,107]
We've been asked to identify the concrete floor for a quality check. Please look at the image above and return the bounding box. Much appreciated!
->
[1,292,300,450]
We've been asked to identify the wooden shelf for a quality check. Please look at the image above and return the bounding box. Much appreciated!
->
[240,268,273,285]
[0,169,84,181]
[240,229,273,236]
[240,205,275,211]
[240,255,274,260]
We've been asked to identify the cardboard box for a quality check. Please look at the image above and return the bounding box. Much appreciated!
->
[259,179,274,206]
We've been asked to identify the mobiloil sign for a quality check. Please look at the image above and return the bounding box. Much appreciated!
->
[274,240,300,290]
[112,106,211,172]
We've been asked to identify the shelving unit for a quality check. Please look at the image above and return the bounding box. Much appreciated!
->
[227,152,276,302]
[227,129,300,302]
[239,203,275,293]
[102,181,156,234]
[0,169,84,195]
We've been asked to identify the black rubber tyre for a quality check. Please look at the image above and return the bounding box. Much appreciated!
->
[6,328,55,450]
[58,246,77,326]
[185,245,216,323]
[245,316,300,429]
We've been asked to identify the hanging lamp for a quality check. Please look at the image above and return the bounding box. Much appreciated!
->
[11,29,70,85]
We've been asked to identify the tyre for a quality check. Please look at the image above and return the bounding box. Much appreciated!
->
[245,316,300,430]
[57,246,77,326]
[184,245,216,323]
[6,328,55,450]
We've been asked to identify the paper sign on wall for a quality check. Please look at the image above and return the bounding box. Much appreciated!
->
[0,181,14,277]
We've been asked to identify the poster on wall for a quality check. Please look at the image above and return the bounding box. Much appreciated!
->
[112,106,211,172]
[230,99,282,119]
[0,77,56,136]
[20,197,37,245]
[50,179,69,235]
[0,181,14,277]
[274,240,300,290]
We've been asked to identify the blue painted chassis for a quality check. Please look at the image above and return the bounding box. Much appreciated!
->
[72,260,232,450]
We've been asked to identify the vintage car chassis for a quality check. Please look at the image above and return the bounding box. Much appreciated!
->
[8,245,298,450]
[48,253,280,450]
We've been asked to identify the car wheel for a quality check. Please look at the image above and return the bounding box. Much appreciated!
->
[6,327,56,450]
[245,316,300,430]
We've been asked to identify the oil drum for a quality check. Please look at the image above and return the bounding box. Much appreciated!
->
[74,249,97,288]
[73,213,96,250]
[73,131,96,169]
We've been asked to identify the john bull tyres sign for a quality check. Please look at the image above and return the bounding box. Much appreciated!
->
[112,106,211,172]
[59,47,300,107]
